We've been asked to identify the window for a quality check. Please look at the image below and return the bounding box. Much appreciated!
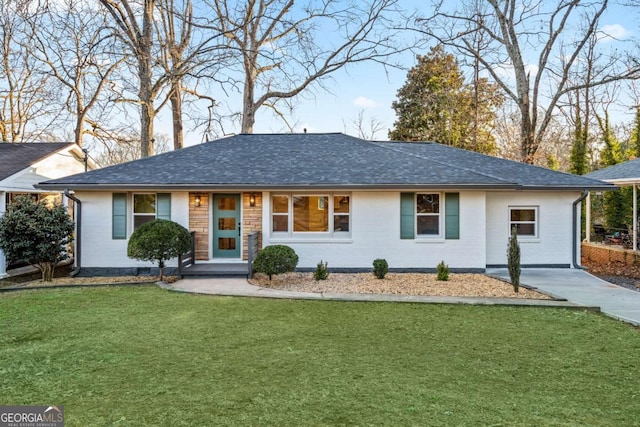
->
[134,194,157,229]
[272,193,350,235]
[509,207,538,237]
[113,193,171,238]
[401,192,458,240]
[272,195,289,232]
[416,193,440,235]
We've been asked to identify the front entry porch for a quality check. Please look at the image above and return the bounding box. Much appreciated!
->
[179,262,250,278]
[178,231,259,278]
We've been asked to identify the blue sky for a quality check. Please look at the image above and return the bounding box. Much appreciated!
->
[167,1,639,147]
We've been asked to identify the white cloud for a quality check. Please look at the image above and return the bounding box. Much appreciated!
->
[598,24,632,42]
[353,96,378,108]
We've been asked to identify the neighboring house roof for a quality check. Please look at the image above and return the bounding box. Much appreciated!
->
[0,142,76,181]
[37,133,613,191]
[585,158,640,185]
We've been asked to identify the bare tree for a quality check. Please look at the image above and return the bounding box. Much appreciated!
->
[31,0,124,147]
[344,109,385,140]
[99,0,162,157]
[0,0,61,142]
[205,0,403,133]
[416,0,640,163]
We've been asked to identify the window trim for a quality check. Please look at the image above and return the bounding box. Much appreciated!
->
[415,192,443,238]
[271,192,351,237]
[508,206,539,238]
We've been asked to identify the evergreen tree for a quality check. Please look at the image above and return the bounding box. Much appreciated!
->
[569,111,588,175]
[0,195,74,281]
[389,45,503,154]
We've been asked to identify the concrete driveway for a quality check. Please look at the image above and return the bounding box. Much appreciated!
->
[487,268,640,327]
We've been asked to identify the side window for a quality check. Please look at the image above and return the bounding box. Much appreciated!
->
[509,207,538,237]
[272,195,289,232]
[416,193,440,236]
[333,195,350,232]
[133,194,157,229]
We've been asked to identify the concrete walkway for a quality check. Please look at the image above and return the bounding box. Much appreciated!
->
[167,276,587,308]
[487,268,640,327]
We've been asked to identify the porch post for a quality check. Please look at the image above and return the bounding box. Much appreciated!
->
[0,192,6,278]
[586,192,591,243]
[634,184,638,251]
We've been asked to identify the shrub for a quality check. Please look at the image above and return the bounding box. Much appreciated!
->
[313,260,329,281]
[507,226,521,293]
[0,195,74,281]
[253,245,299,280]
[127,219,192,281]
[372,258,389,279]
[436,260,449,281]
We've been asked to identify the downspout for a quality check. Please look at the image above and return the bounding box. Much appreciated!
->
[64,190,81,276]
[572,190,589,269]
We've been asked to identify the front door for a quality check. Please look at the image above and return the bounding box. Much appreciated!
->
[212,194,241,258]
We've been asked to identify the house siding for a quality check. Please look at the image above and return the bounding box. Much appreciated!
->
[74,189,581,272]
[485,191,579,267]
[242,192,262,260]
[262,191,486,270]
[2,147,86,192]
[78,191,189,268]
[189,193,210,260]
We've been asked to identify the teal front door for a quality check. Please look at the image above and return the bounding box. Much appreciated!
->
[212,194,241,258]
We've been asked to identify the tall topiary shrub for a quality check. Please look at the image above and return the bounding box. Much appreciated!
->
[127,219,192,281]
[253,245,299,280]
[507,226,521,293]
[0,195,74,282]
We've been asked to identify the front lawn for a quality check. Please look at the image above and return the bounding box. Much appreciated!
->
[1,286,639,426]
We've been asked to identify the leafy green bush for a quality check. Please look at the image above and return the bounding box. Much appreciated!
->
[372,258,389,279]
[436,260,449,281]
[313,260,329,281]
[253,245,299,280]
[127,219,192,281]
[0,195,74,281]
[507,226,521,293]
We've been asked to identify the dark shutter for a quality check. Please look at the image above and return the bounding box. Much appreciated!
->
[400,192,415,239]
[157,193,171,220]
[445,192,460,239]
[112,193,127,239]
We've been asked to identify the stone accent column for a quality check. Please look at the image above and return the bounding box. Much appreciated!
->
[242,192,263,260]
[189,193,209,260]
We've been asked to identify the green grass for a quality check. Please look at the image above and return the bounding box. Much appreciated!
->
[1,286,639,426]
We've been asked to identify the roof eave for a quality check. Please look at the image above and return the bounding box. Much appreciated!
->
[35,182,614,191]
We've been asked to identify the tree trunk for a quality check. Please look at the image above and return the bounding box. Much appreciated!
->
[241,69,256,133]
[139,0,155,158]
[40,262,54,282]
[170,81,183,150]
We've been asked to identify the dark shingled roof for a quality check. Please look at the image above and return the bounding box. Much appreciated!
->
[0,142,74,181]
[37,133,612,190]
[585,158,640,183]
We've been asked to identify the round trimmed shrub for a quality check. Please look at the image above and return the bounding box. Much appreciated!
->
[253,245,299,280]
[127,219,192,281]
[373,258,389,279]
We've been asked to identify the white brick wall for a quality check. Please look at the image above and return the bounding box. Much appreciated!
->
[485,191,580,266]
[75,189,581,270]
[263,190,487,270]
[77,191,190,268]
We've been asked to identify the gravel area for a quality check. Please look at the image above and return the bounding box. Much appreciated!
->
[249,272,551,299]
